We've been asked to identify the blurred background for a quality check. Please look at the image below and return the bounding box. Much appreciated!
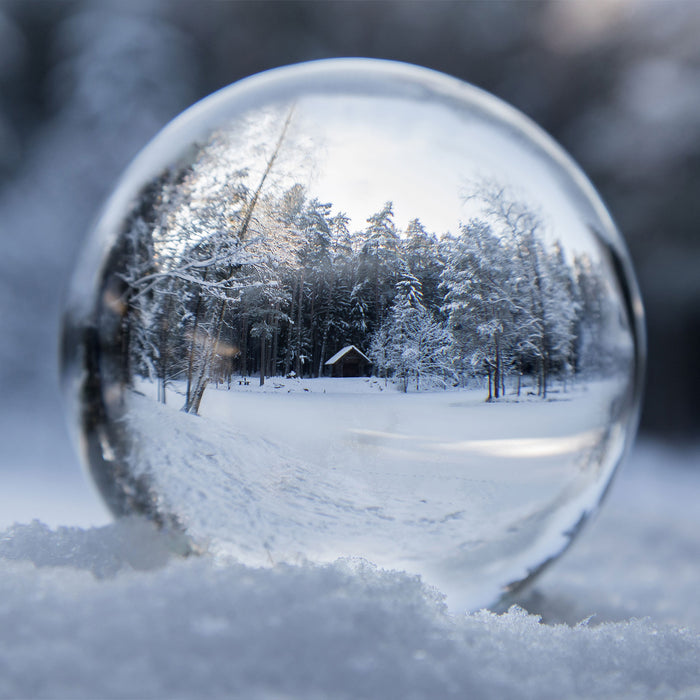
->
[0,0,698,526]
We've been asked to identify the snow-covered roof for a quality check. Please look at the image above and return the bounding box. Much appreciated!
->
[325,345,371,366]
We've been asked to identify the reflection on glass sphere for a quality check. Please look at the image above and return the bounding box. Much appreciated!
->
[62,59,644,611]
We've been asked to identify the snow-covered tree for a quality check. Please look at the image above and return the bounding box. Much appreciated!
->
[119,107,297,412]
[540,241,579,385]
[572,252,633,377]
[468,184,580,398]
[371,274,454,392]
[441,220,519,399]
[119,147,598,407]
[402,218,445,313]
[355,202,402,334]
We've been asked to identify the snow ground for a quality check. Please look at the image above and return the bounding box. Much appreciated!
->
[1,436,699,699]
[125,377,628,610]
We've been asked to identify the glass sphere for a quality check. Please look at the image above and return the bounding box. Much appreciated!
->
[61,59,644,611]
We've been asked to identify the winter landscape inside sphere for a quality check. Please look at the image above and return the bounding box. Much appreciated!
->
[62,59,644,611]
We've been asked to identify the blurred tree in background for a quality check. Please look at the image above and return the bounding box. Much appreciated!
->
[0,0,698,440]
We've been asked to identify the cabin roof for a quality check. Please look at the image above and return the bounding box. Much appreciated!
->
[325,345,371,366]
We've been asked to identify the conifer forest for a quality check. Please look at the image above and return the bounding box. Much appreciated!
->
[112,117,631,415]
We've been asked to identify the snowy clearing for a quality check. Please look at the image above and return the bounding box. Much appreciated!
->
[125,377,628,610]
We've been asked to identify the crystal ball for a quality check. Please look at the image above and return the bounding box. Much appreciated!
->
[61,59,644,611]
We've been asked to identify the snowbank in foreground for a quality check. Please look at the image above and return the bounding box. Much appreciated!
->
[0,442,699,699]
[0,521,698,700]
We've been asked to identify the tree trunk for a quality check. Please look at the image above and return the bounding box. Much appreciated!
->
[295,271,304,376]
[185,275,207,409]
[284,277,297,376]
[240,317,248,377]
[157,293,174,405]
[318,317,329,378]
[271,308,279,377]
[191,377,208,415]
[494,339,500,399]
[184,298,227,413]
[259,330,266,386]
[542,353,548,399]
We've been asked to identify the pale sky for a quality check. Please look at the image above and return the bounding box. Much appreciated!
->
[300,96,467,235]
[289,94,608,253]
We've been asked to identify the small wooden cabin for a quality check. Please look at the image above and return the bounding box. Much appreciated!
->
[325,345,371,377]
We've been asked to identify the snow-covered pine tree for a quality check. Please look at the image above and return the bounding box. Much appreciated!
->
[440,219,518,399]
[540,240,579,389]
[471,183,573,398]
[572,251,633,378]
[315,211,352,377]
[120,164,201,405]
[402,218,445,314]
[372,272,454,392]
[355,202,401,336]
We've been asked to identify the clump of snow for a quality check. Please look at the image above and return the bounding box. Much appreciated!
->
[1,442,700,699]
[0,517,698,700]
[0,518,189,577]
[1,433,699,700]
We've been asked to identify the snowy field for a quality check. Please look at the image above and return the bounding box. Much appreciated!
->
[125,377,628,610]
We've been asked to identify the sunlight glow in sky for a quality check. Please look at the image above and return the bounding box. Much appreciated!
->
[293,95,599,253]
